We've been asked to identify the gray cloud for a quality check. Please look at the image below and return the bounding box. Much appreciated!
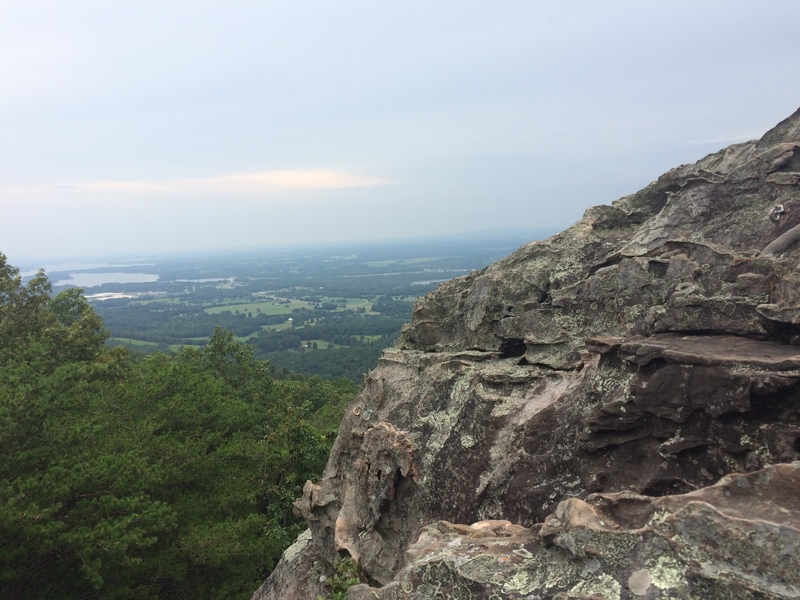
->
[1,1,799,261]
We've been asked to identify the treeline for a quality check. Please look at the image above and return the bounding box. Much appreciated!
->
[96,302,280,343]
[252,314,406,349]
[0,254,358,599]
[95,294,412,382]
[95,298,412,348]
[249,312,407,381]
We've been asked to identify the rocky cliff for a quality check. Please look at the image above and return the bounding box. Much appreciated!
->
[253,108,800,599]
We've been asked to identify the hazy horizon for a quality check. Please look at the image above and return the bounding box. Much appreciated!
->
[12,226,558,272]
[3,2,800,263]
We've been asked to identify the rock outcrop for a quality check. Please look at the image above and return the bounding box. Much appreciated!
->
[253,108,800,599]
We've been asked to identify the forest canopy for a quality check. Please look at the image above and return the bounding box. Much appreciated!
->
[0,253,358,599]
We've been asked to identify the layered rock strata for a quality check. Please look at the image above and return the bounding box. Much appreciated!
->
[253,108,800,599]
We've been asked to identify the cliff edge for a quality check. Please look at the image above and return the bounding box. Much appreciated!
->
[254,108,800,599]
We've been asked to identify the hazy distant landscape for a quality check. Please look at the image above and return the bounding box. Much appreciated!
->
[3,1,799,597]
[34,231,554,381]
[1,230,557,598]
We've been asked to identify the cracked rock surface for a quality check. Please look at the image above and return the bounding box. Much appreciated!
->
[253,109,800,599]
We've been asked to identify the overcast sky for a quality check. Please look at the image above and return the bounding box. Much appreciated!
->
[2,1,800,265]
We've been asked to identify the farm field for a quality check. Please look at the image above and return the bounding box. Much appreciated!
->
[45,231,554,381]
[204,299,315,315]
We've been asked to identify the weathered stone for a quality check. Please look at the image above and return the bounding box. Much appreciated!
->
[250,529,326,600]
[344,463,800,599]
[253,109,800,599]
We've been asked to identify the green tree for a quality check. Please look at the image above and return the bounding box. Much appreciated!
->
[0,254,169,598]
[0,254,353,599]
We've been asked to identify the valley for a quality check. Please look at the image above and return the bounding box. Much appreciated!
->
[41,231,553,381]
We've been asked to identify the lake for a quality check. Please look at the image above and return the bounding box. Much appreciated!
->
[54,272,160,287]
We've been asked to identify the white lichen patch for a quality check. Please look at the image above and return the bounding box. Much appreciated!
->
[417,410,455,454]
[487,385,527,417]
[418,375,474,454]
[568,573,621,600]
[649,555,687,590]
[647,509,672,528]
[504,570,534,593]
[751,444,772,466]
[283,528,312,562]
[589,363,635,397]
[475,440,525,497]
[460,434,476,449]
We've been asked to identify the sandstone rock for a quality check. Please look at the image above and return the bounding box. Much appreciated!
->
[343,463,800,599]
[254,109,800,599]
[250,529,327,600]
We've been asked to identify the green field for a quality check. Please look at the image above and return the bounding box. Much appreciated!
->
[86,234,538,382]
[204,298,314,315]
[329,298,378,315]
[356,335,382,343]
[111,337,160,347]
[341,298,372,309]
[205,297,375,316]
[306,339,332,349]
[112,337,206,352]
[262,321,295,332]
